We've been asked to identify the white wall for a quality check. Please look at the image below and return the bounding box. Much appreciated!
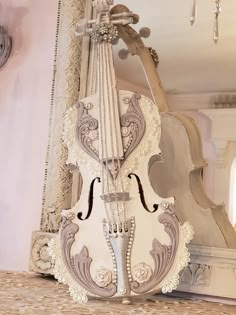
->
[228,144,236,225]
[0,0,58,271]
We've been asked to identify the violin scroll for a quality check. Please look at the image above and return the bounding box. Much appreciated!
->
[76,1,136,38]
[92,0,113,13]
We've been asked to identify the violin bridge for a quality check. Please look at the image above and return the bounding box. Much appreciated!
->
[100,192,130,203]
[103,217,135,297]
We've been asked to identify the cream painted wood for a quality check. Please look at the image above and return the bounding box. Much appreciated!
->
[113,17,236,241]
[177,244,236,300]
[117,24,236,246]
[111,4,168,113]
[149,112,236,249]
[113,10,236,300]
[119,23,236,247]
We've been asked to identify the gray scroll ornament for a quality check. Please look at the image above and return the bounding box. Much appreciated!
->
[130,204,179,293]
[76,93,146,169]
[60,217,117,297]
[76,101,99,161]
[59,204,180,297]
[121,93,146,159]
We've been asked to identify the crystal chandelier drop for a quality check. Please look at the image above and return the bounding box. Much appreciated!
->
[190,0,221,44]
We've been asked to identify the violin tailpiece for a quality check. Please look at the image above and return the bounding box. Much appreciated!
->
[103,217,135,296]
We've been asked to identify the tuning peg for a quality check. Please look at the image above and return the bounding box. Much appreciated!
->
[118,49,129,59]
[75,18,88,36]
[139,27,151,38]
[132,14,140,24]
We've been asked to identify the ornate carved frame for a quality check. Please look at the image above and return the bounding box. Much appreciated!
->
[29,0,92,274]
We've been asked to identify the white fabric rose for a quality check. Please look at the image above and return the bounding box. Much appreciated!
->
[133,263,153,284]
[94,267,113,287]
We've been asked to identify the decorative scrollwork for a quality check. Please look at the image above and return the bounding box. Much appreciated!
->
[94,267,113,287]
[130,204,180,294]
[133,263,153,284]
[30,232,55,275]
[40,0,86,233]
[60,217,117,297]
[75,93,146,178]
[121,94,146,159]
[76,101,99,161]
[90,23,119,43]
[180,264,212,287]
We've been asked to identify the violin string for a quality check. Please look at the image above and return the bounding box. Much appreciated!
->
[108,49,127,223]
[101,42,113,223]
[115,141,127,222]
[104,42,120,224]
[97,42,111,224]
[100,42,115,224]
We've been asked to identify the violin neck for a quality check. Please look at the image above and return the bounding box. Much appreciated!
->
[97,41,124,161]
[74,0,135,162]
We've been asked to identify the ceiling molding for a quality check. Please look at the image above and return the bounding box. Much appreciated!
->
[117,77,236,111]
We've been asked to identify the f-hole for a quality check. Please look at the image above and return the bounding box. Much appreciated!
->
[128,173,158,213]
[77,177,101,220]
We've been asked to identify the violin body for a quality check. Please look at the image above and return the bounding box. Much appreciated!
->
[49,0,193,303]
[51,90,193,302]
[110,4,236,249]
[150,112,236,249]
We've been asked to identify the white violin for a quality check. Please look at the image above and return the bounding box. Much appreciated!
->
[49,0,193,303]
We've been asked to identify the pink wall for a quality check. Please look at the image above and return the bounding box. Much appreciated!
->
[0,0,58,270]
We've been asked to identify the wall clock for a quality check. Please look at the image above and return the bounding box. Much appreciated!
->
[0,26,12,69]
